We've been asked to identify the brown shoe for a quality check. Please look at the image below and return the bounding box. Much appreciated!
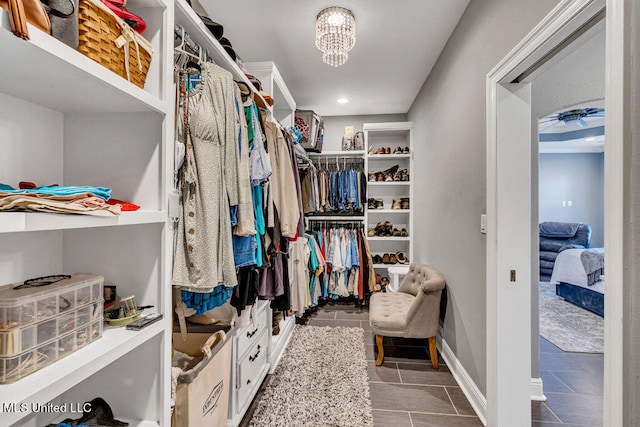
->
[392,199,401,210]
[375,147,386,155]
[401,198,410,209]
[389,254,397,264]
[400,228,409,237]
[375,199,385,209]
[376,273,382,285]
[392,228,402,236]
[393,172,401,181]
[385,147,391,154]
[396,252,408,264]
[382,253,390,264]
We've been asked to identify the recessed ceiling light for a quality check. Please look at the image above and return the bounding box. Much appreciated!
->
[337,98,349,104]
[585,137,596,141]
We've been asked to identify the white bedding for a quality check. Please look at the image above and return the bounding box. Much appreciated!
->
[550,248,605,294]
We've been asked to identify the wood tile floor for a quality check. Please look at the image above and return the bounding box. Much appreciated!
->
[533,337,604,426]
[242,301,483,426]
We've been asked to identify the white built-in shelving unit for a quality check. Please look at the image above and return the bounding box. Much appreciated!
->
[0,0,174,425]
[244,61,296,128]
[364,122,414,274]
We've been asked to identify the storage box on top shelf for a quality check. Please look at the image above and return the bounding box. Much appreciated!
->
[0,273,104,383]
[295,110,324,153]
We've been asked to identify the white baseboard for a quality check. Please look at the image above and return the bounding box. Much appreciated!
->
[439,338,488,426]
[530,377,547,401]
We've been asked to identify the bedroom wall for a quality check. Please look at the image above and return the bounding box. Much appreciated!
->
[539,153,605,247]
[406,0,560,394]
[322,114,407,152]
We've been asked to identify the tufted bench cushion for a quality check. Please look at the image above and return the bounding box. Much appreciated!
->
[370,292,415,336]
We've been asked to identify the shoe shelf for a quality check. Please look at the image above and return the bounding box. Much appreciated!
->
[367,154,411,159]
[0,321,166,426]
[368,209,410,214]
[0,211,168,234]
[367,236,411,241]
[364,122,414,269]
[373,264,410,269]
[368,182,411,186]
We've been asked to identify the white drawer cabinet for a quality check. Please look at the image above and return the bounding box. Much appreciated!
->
[228,300,271,427]
[237,330,269,407]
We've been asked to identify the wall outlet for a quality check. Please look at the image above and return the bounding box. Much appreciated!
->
[481,214,487,234]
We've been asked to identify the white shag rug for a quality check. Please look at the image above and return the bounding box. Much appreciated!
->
[539,282,604,353]
[249,325,373,427]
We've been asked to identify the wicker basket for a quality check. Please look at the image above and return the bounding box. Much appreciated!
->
[78,0,153,89]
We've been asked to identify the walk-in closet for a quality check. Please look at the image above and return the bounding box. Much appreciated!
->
[1,0,639,426]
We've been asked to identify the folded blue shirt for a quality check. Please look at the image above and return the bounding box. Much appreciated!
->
[0,184,112,201]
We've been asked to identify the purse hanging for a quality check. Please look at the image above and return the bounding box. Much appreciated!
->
[0,0,50,39]
[40,0,78,49]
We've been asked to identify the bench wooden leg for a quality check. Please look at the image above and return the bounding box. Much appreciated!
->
[429,336,439,370]
[375,335,384,366]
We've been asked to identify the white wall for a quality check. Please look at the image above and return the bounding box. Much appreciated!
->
[539,153,605,247]
[407,0,561,394]
[322,114,407,151]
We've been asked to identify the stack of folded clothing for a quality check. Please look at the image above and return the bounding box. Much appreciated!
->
[0,183,121,216]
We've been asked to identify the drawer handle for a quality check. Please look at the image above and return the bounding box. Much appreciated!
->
[247,379,251,385]
[249,345,261,362]
[246,328,258,338]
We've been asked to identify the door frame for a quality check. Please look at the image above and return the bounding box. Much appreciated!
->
[486,0,625,425]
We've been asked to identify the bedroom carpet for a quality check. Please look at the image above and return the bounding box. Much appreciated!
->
[539,282,604,353]
[249,325,374,427]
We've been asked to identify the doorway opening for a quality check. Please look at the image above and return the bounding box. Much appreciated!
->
[486,0,624,426]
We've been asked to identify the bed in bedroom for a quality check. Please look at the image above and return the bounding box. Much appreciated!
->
[550,247,605,317]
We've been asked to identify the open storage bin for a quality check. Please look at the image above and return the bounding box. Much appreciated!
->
[172,330,232,427]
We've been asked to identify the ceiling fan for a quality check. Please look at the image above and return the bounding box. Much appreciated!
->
[539,107,605,130]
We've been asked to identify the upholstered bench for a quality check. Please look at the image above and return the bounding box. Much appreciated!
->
[369,263,446,368]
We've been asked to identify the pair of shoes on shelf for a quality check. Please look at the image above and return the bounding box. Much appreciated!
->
[382,253,398,264]
[367,228,376,237]
[373,165,399,182]
[396,252,410,264]
[374,147,391,155]
[374,221,393,236]
[399,197,409,209]
[392,147,410,154]
[373,254,383,264]
[368,173,376,182]
[400,169,409,181]
[391,199,404,210]
[368,198,384,209]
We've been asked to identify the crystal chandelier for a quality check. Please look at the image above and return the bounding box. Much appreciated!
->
[315,7,356,67]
